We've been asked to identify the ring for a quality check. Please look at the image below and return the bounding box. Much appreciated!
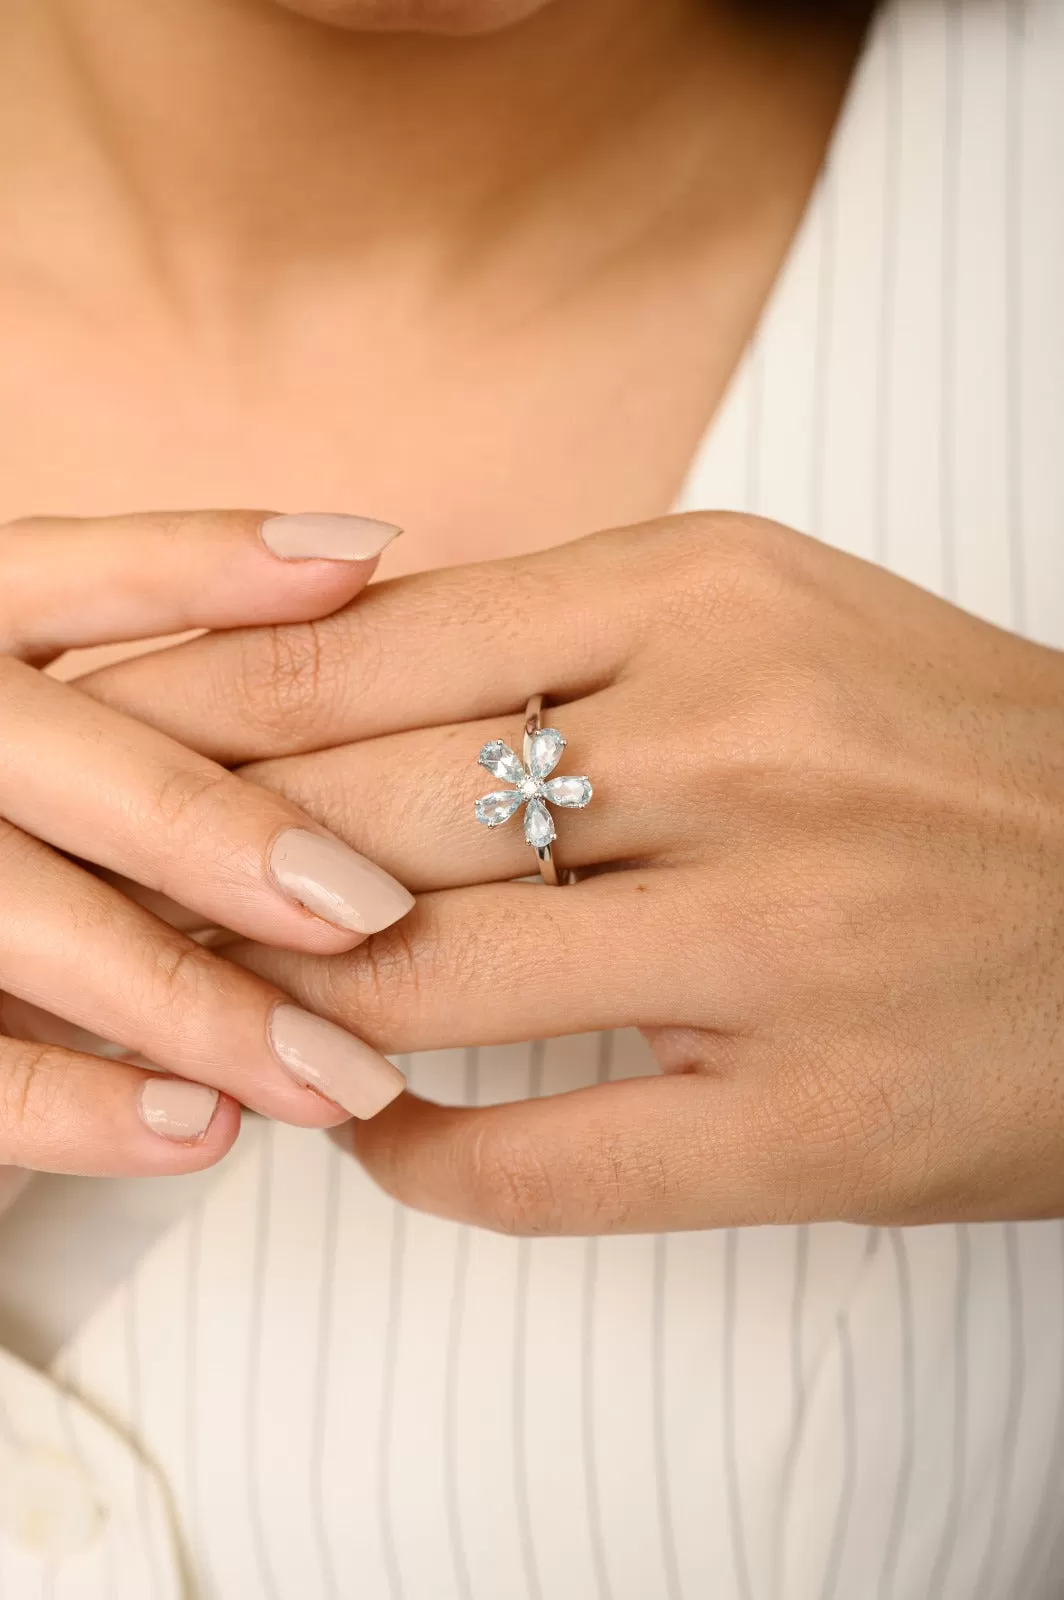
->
[474,693,593,886]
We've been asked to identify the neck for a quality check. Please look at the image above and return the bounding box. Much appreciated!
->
[0,0,859,322]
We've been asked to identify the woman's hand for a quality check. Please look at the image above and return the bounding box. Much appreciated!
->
[0,510,414,1180]
[82,514,1064,1229]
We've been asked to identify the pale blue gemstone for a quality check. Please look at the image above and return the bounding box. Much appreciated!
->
[524,797,556,849]
[478,741,525,784]
[543,775,592,809]
[475,789,523,828]
[527,727,566,780]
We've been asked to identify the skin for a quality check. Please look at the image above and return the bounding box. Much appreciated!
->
[0,0,861,1184]
[83,516,1064,1232]
[7,0,1062,1231]
[0,512,414,1176]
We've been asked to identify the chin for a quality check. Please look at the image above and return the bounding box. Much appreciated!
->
[274,0,559,33]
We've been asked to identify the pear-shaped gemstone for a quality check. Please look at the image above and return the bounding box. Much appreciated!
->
[478,741,525,784]
[527,727,567,780]
[524,797,556,849]
[542,775,592,809]
[475,789,524,828]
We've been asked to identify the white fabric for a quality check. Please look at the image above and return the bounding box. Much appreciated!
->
[1,0,1063,1592]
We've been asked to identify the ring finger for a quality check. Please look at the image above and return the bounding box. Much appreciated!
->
[238,687,690,893]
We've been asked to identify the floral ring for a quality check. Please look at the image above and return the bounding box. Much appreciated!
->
[474,693,593,886]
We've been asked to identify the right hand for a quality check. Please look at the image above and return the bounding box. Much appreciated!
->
[0,510,415,1181]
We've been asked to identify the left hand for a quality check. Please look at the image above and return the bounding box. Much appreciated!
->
[81,513,1064,1234]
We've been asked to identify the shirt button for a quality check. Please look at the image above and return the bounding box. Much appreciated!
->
[0,1446,107,1558]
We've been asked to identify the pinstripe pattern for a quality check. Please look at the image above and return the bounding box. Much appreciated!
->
[0,0,1058,1594]
[938,0,962,603]
[309,1144,343,1600]
[512,1042,545,1600]
[972,1225,1026,1600]
[651,1234,683,1600]
[442,1048,479,1600]
[722,1229,754,1600]
[245,1123,282,1600]
[580,1032,615,1600]
[817,1315,856,1600]
[876,1231,915,1600]
[928,1224,971,1594]
[377,1185,408,1600]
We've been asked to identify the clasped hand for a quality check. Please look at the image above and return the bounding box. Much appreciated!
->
[2,505,1062,1228]
[70,510,1064,1234]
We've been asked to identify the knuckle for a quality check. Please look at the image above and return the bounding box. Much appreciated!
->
[152,764,238,837]
[231,618,339,740]
[139,939,219,1038]
[761,1043,927,1222]
[326,909,431,1045]
[459,1119,564,1235]
[1,1041,56,1141]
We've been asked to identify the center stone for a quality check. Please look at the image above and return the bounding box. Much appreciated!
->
[519,776,542,799]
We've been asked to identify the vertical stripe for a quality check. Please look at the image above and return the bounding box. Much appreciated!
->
[122,1277,164,1600]
[819,1314,857,1600]
[928,1224,971,1594]
[809,173,838,537]
[722,1228,753,1600]
[377,1149,409,1600]
[246,1124,281,1600]
[580,1032,615,1600]
[875,2,902,569]
[744,346,765,514]
[651,1234,683,1600]
[972,1224,1026,1600]
[309,1143,343,1600]
[1015,1225,1064,1597]
[877,1230,915,1600]
[442,1048,479,1600]
[1003,0,1026,634]
[939,0,963,602]
[773,1225,810,1597]
[512,1041,544,1600]
[183,1200,209,1599]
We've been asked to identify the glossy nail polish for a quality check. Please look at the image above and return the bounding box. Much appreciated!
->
[139,1080,219,1142]
[260,513,401,562]
[269,829,415,935]
[269,1005,405,1120]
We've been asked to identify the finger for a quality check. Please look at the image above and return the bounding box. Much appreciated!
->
[0,821,406,1126]
[0,509,400,664]
[0,656,414,952]
[77,518,679,761]
[236,688,669,892]
[224,869,756,1054]
[0,1032,241,1176]
[343,1073,790,1234]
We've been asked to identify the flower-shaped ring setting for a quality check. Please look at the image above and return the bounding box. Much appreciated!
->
[474,694,592,885]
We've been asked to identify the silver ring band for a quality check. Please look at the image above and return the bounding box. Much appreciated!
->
[473,693,594,886]
[522,694,573,887]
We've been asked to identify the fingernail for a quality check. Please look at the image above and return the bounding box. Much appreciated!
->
[269,828,415,935]
[269,1005,406,1119]
[139,1079,219,1142]
[260,513,402,562]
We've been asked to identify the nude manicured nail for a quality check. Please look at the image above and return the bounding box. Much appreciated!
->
[260,513,401,562]
[269,829,415,935]
[269,1005,406,1119]
[139,1080,219,1142]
